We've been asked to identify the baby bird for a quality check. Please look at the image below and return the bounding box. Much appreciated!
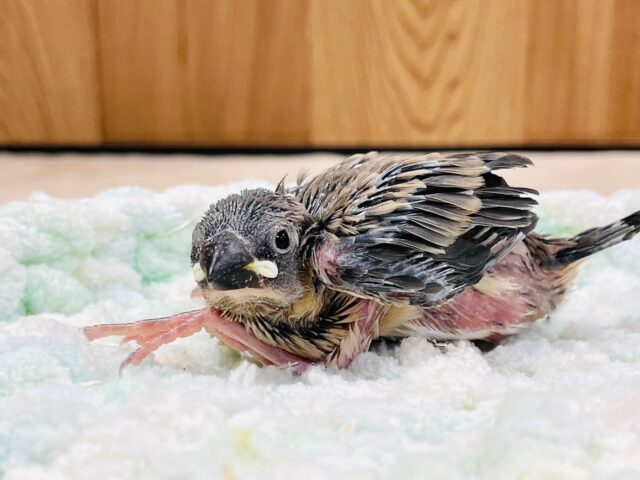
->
[85,152,640,372]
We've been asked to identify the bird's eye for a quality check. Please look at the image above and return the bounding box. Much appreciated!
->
[273,229,291,253]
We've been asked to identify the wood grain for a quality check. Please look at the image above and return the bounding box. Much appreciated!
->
[0,0,101,144]
[310,0,530,146]
[311,0,640,146]
[1,0,639,146]
[609,0,640,142]
[98,0,309,145]
[524,0,616,144]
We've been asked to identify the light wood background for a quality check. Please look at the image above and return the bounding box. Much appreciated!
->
[1,0,639,147]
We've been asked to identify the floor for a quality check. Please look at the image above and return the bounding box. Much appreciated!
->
[1,150,639,203]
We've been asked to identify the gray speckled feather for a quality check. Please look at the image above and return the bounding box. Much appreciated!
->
[297,152,538,306]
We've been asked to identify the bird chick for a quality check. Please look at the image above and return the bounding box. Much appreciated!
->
[84,152,640,373]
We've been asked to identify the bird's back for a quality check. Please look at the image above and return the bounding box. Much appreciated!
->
[296,151,539,307]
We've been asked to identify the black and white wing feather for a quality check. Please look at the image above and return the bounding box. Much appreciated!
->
[295,152,538,306]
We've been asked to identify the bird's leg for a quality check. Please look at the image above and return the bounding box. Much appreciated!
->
[200,313,311,374]
[83,308,311,374]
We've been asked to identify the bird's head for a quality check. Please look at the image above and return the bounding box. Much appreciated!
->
[191,188,313,318]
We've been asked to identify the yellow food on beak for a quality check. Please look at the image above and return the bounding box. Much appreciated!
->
[192,262,206,282]
[244,260,278,279]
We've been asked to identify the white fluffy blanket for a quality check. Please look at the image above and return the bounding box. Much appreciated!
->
[1,183,639,480]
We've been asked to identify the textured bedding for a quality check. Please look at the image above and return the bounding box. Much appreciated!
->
[1,182,639,480]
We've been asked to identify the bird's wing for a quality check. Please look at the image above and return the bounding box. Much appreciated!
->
[295,152,538,306]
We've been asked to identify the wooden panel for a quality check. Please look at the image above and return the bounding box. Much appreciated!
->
[0,0,101,144]
[310,0,640,147]
[1,0,639,147]
[310,0,530,146]
[609,0,640,142]
[523,0,616,144]
[99,0,309,145]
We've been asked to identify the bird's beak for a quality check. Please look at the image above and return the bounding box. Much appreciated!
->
[243,259,278,279]
[193,230,278,290]
[192,259,278,283]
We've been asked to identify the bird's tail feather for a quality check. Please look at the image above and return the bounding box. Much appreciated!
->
[551,210,640,267]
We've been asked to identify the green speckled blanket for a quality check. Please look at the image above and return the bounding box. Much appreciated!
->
[1,184,639,479]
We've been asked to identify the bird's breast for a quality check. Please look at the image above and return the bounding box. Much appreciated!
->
[243,290,373,363]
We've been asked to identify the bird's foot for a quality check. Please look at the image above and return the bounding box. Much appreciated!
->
[84,309,214,373]
[83,308,311,375]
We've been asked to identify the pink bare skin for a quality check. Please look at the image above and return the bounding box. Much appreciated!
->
[83,309,311,375]
[384,242,570,341]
